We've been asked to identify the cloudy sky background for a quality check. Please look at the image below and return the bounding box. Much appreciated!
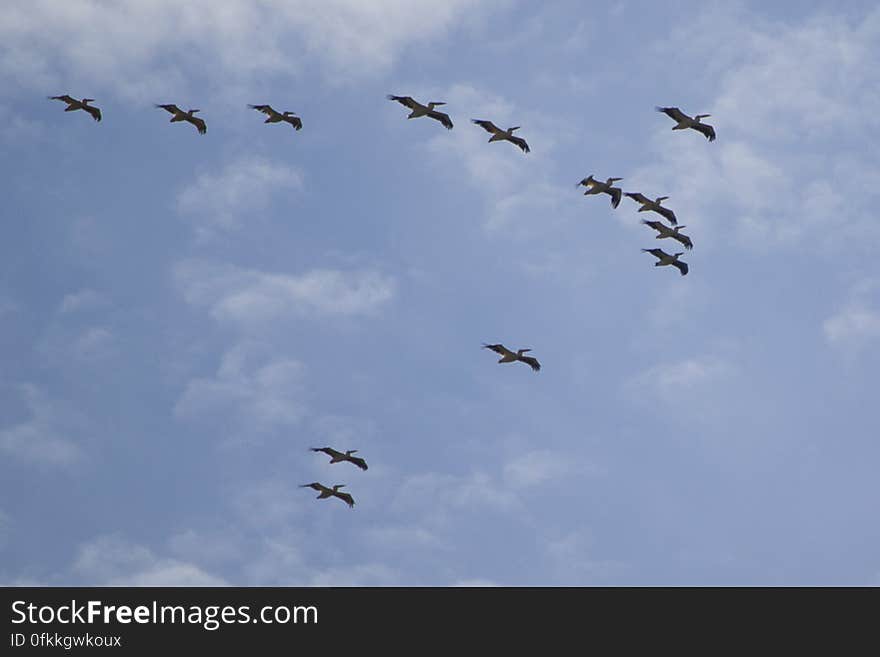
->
[1,0,879,585]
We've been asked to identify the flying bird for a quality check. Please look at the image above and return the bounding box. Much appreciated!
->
[248,104,302,130]
[387,95,453,129]
[155,104,206,134]
[641,220,693,250]
[310,447,368,471]
[49,95,101,122]
[300,482,355,508]
[656,106,715,142]
[483,343,541,371]
[471,119,530,153]
[642,248,689,276]
[624,192,678,225]
[577,175,624,209]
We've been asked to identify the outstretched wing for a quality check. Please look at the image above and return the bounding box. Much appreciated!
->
[482,343,510,357]
[387,95,417,109]
[674,233,694,250]
[673,260,689,276]
[509,135,530,153]
[288,115,303,130]
[625,192,650,205]
[156,104,181,114]
[310,447,335,458]
[642,248,667,260]
[84,105,102,122]
[693,122,716,142]
[656,106,688,123]
[608,187,622,208]
[49,95,76,104]
[334,491,356,508]
[641,219,666,233]
[656,205,678,225]
[472,119,500,134]
[249,104,274,115]
[189,115,207,134]
[428,110,453,130]
[348,456,368,471]
[520,356,541,372]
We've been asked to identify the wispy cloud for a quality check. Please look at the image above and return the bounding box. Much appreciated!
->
[175,341,307,439]
[176,157,303,240]
[824,279,880,353]
[175,260,395,328]
[0,0,501,99]
[58,288,105,314]
[73,535,227,586]
[0,384,83,467]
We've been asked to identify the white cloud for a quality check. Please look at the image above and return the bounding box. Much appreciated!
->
[176,157,303,239]
[73,535,227,586]
[59,288,105,314]
[503,450,573,488]
[0,385,82,467]
[630,354,733,401]
[175,341,307,437]
[824,280,880,352]
[175,260,395,328]
[0,1,500,99]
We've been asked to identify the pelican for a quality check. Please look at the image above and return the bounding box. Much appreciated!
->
[471,119,530,153]
[656,106,715,142]
[48,95,101,122]
[577,175,623,209]
[624,192,678,225]
[642,248,689,276]
[248,104,302,130]
[387,95,453,129]
[310,447,368,471]
[641,220,693,250]
[483,343,541,372]
[300,482,355,508]
[155,104,206,134]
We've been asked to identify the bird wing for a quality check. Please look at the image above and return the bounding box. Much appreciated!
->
[249,104,274,115]
[641,220,666,233]
[483,343,512,357]
[348,456,368,471]
[428,110,453,130]
[656,205,678,225]
[520,355,541,372]
[674,233,693,250]
[334,491,356,508]
[642,248,667,259]
[188,115,207,134]
[472,119,500,134]
[509,135,530,153]
[387,95,418,109]
[608,187,622,208]
[693,122,716,142]
[50,95,77,104]
[310,447,338,458]
[673,260,689,276]
[156,104,181,114]
[288,115,303,130]
[84,105,102,122]
[656,106,688,123]
[625,192,650,204]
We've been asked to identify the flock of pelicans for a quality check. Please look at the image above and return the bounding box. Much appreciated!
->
[48,92,717,509]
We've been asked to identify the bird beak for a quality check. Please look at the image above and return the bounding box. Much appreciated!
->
[432,102,446,106]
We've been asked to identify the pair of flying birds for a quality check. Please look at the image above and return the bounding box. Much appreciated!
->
[301,447,368,509]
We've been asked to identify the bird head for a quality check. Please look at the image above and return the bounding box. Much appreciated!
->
[346,450,358,455]
[333,484,346,491]
[283,111,298,116]
[508,126,520,133]
[82,98,95,103]
[608,177,623,184]
[517,348,532,355]
[695,114,711,121]
[189,109,201,114]
[427,101,446,109]
[674,252,684,258]
[676,225,686,231]
[656,196,669,202]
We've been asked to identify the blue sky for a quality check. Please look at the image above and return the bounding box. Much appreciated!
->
[1,0,879,585]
